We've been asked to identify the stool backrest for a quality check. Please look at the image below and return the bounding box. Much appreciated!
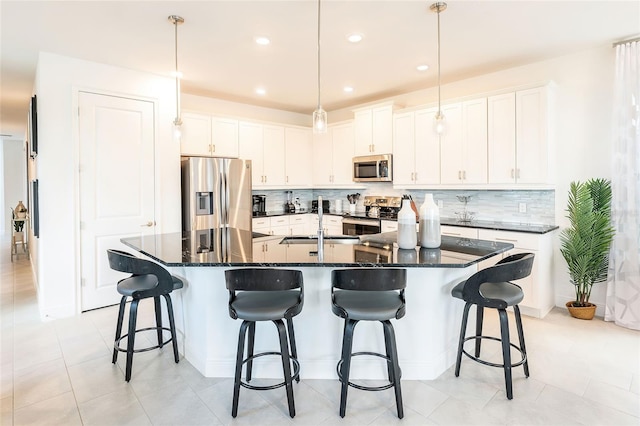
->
[107,249,175,295]
[331,268,407,292]
[225,268,303,292]
[462,252,535,307]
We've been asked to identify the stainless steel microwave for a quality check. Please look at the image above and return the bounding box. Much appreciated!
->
[353,154,392,182]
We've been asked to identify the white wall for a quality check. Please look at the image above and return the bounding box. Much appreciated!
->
[34,52,178,318]
[331,45,616,315]
[2,139,27,234]
[182,93,310,126]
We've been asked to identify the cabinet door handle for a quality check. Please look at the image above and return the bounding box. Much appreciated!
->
[495,237,518,243]
[511,168,515,178]
[516,169,521,179]
[463,170,467,180]
[212,144,216,153]
[458,171,462,180]
[264,175,267,183]
[414,172,418,181]
[286,176,289,183]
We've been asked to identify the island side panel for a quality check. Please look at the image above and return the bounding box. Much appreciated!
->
[170,265,477,381]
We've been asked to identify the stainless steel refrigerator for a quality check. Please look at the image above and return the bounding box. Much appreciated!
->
[181,156,252,232]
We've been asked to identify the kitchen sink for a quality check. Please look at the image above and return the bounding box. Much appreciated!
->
[280,235,361,245]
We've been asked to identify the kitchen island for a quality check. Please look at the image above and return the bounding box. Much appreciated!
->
[121,228,512,380]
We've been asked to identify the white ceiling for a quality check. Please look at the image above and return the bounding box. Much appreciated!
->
[1,1,639,140]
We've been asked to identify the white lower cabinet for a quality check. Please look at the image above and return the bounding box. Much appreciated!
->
[252,238,287,263]
[441,225,478,239]
[477,229,554,318]
[253,215,312,237]
[310,214,343,235]
[381,220,398,233]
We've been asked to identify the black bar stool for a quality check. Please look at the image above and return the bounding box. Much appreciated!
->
[106,249,183,382]
[331,268,406,419]
[225,268,304,418]
[451,252,535,399]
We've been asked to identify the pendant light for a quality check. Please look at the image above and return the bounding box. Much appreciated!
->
[312,0,327,134]
[430,2,447,135]
[169,15,184,140]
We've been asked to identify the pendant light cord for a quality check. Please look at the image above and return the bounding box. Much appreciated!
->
[436,5,441,114]
[317,0,322,110]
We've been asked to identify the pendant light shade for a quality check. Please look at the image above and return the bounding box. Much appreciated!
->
[430,2,447,135]
[312,0,327,134]
[169,15,184,141]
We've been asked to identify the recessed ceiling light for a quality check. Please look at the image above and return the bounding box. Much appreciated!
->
[346,33,363,43]
[344,86,354,93]
[255,88,266,95]
[416,64,429,71]
[255,36,270,46]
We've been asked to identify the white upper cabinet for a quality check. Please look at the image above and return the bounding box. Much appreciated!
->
[211,116,239,157]
[180,112,239,158]
[440,99,488,185]
[488,87,549,185]
[261,124,286,187]
[393,107,440,186]
[312,122,355,186]
[239,121,264,187]
[515,87,549,184]
[488,93,517,184]
[180,112,212,156]
[353,103,394,156]
[284,127,312,187]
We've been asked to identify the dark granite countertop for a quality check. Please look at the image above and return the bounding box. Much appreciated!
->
[121,228,513,268]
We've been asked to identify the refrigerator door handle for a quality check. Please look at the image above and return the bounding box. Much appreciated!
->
[220,170,228,227]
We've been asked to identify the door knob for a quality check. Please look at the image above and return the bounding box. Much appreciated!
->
[141,221,154,227]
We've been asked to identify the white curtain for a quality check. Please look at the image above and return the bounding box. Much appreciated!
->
[605,40,640,330]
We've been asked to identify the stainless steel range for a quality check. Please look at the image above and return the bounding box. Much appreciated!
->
[342,196,402,236]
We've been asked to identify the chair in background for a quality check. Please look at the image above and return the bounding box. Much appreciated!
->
[107,249,184,381]
[451,252,535,399]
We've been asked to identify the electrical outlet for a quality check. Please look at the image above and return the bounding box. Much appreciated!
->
[438,200,444,208]
[519,202,527,213]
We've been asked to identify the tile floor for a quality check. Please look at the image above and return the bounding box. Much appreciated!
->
[1,238,639,425]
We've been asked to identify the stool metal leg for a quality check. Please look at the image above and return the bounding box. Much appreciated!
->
[383,323,393,383]
[154,296,163,347]
[246,322,256,382]
[232,320,250,418]
[475,306,484,357]
[125,299,140,382]
[163,294,180,363]
[286,317,300,382]
[112,296,127,364]
[274,319,296,418]
[339,319,358,418]
[382,320,404,419]
[513,305,529,377]
[498,309,513,399]
[455,302,472,377]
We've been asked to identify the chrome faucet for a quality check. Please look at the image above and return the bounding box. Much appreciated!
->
[317,196,324,261]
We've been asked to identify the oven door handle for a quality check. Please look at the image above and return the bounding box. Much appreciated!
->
[342,218,381,226]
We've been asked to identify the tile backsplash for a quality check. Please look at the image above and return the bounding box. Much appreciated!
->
[253,186,555,225]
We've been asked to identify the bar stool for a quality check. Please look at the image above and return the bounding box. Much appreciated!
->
[106,249,183,382]
[451,252,535,399]
[331,268,406,419]
[225,268,304,418]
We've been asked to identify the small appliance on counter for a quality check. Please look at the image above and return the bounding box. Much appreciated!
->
[311,199,330,213]
[284,190,296,213]
[252,195,266,217]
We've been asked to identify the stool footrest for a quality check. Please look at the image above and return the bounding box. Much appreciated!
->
[462,335,526,368]
[336,352,402,392]
[240,351,300,391]
[114,326,174,354]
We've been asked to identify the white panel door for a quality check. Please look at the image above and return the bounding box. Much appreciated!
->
[284,127,312,187]
[462,98,488,184]
[331,123,355,185]
[180,112,211,156]
[392,112,415,185]
[79,92,155,311]
[414,108,441,184]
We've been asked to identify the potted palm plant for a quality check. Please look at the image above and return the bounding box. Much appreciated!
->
[559,179,615,320]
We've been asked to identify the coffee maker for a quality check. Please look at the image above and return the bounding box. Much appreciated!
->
[252,195,266,217]
[284,191,296,213]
